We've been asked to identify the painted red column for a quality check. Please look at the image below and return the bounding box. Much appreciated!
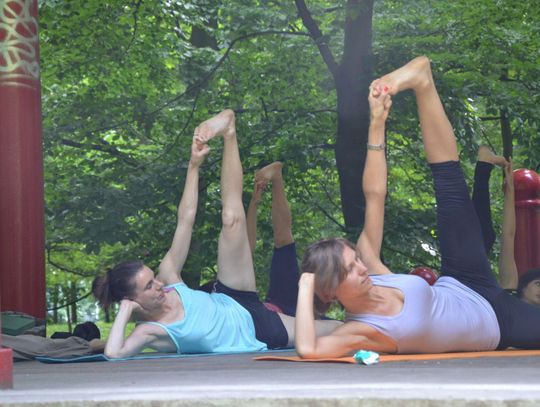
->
[514,168,540,277]
[0,0,45,319]
[0,314,14,389]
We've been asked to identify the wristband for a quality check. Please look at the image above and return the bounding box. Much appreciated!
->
[367,142,386,151]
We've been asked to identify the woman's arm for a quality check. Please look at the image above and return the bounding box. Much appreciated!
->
[498,161,518,289]
[356,87,392,275]
[295,273,394,358]
[157,137,210,285]
[104,300,156,358]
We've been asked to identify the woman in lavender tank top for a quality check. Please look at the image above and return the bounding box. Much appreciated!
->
[296,56,540,357]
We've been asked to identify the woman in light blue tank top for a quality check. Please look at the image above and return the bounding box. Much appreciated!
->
[295,56,540,358]
[92,110,341,359]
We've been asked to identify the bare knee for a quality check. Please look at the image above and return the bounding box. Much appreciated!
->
[221,207,246,232]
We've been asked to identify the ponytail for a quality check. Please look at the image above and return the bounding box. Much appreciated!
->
[92,260,144,309]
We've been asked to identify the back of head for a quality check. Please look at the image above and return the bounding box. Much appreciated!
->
[517,268,540,298]
[301,237,355,312]
[92,260,144,309]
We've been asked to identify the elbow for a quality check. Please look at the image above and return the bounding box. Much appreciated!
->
[178,208,197,225]
[295,343,318,359]
[104,349,121,359]
[104,348,131,359]
[364,188,387,200]
[104,343,129,359]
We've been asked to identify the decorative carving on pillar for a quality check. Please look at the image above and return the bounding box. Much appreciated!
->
[0,0,40,89]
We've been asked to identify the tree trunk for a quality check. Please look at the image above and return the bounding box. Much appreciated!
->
[52,284,59,324]
[69,282,78,325]
[335,0,374,236]
[500,108,513,160]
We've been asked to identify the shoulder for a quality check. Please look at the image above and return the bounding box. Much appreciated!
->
[133,321,169,341]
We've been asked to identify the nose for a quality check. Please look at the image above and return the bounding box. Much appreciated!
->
[155,279,164,290]
[356,260,368,275]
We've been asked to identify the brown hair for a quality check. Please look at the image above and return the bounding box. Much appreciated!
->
[92,260,144,309]
[518,268,540,298]
[300,237,356,312]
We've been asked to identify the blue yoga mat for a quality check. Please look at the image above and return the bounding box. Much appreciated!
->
[36,348,293,364]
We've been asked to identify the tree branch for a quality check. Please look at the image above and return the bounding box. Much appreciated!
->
[60,138,139,166]
[294,0,339,79]
[47,291,93,312]
[46,248,97,278]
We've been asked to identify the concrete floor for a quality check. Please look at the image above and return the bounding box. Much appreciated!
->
[2,351,540,406]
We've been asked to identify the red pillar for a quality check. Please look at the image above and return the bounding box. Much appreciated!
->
[0,315,14,389]
[0,0,46,319]
[514,168,540,277]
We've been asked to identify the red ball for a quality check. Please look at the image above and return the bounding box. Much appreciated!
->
[409,267,438,285]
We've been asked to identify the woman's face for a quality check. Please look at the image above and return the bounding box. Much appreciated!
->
[335,246,371,301]
[522,279,540,306]
[130,266,166,310]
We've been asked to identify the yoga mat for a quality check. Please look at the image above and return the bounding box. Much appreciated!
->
[254,349,540,364]
[36,348,292,364]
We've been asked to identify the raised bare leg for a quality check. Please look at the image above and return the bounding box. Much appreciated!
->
[374,56,458,163]
[255,162,294,248]
[195,109,256,291]
[246,179,266,254]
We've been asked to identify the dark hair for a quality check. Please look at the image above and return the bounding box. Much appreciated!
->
[73,322,101,341]
[301,237,356,313]
[517,268,540,298]
[92,260,144,309]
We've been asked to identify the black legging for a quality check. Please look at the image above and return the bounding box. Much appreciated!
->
[266,243,299,316]
[472,161,496,254]
[431,161,540,349]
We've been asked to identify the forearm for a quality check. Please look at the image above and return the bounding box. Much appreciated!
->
[363,120,387,198]
[177,160,200,224]
[246,199,258,254]
[295,278,318,357]
[105,302,133,358]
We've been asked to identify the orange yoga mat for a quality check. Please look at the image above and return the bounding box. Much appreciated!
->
[254,349,540,364]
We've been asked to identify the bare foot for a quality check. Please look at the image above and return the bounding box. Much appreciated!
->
[194,109,236,145]
[255,161,283,184]
[373,56,432,96]
[477,145,508,167]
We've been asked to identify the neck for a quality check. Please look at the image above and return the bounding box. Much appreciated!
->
[136,295,173,322]
[340,286,385,315]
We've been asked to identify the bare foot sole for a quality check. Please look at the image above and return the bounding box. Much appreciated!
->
[255,161,283,183]
[375,56,432,96]
[195,109,236,144]
[477,145,508,167]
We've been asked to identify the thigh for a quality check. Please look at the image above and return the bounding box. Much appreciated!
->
[217,220,256,291]
[215,281,289,349]
[430,161,499,289]
[493,292,540,349]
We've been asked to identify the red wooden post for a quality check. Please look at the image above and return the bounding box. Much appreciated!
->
[0,0,46,319]
[514,168,540,277]
[0,307,14,389]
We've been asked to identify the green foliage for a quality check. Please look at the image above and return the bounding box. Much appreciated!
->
[40,0,540,320]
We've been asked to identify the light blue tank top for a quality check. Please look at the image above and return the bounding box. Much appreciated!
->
[346,274,500,353]
[144,283,267,354]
